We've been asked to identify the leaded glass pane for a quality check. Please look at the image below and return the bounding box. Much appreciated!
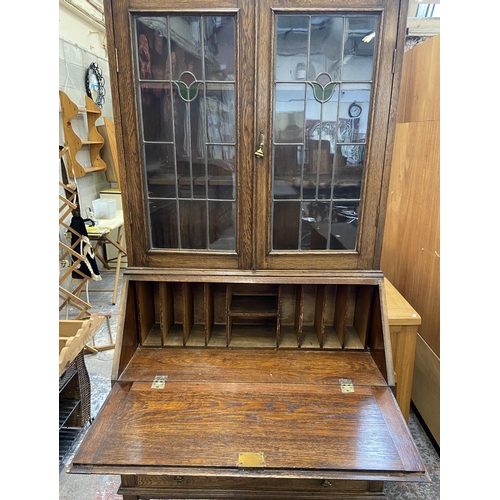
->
[273,145,301,200]
[333,143,365,200]
[204,17,236,81]
[208,201,236,251]
[145,143,176,198]
[179,200,207,249]
[275,16,309,81]
[273,201,301,250]
[309,16,344,80]
[150,199,179,249]
[204,85,235,143]
[272,13,378,252]
[135,14,236,251]
[298,201,360,251]
[169,17,203,80]
[342,16,377,81]
[274,84,306,143]
[207,145,236,200]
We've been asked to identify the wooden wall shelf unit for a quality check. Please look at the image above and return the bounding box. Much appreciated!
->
[68,1,429,498]
[59,90,106,178]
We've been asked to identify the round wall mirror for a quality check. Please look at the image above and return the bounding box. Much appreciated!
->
[85,62,106,108]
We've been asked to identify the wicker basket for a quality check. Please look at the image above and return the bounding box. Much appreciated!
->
[59,350,91,428]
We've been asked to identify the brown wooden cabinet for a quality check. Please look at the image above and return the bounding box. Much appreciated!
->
[69,1,429,498]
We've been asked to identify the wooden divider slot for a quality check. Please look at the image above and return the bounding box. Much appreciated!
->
[277,285,300,349]
[160,283,183,346]
[130,280,381,352]
[204,283,214,346]
[181,283,193,346]
[159,282,174,345]
[323,285,342,349]
[294,285,304,347]
[276,286,283,348]
[333,285,350,348]
[136,281,156,345]
[353,285,374,349]
[300,285,320,348]
[314,284,327,348]
[226,283,234,347]
[367,286,388,380]
[204,283,226,347]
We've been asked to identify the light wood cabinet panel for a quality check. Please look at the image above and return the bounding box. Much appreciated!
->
[396,35,440,123]
[381,35,440,443]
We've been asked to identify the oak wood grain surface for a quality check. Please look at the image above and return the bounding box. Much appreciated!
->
[73,348,424,477]
[72,380,422,473]
[118,348,388,386]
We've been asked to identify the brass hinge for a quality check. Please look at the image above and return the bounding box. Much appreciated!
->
[151,375,168,389]
[115,48,119,73]
[339,378,354,393]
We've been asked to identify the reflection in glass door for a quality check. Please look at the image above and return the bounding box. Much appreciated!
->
[134,15,237,251]
[272,14,378,252]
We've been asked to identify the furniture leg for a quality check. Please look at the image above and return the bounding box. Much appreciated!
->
[87,219,126,305]
[384,278,420,423]
[92,240,110,269]
[112,227,124,305]
[120,475,139,500]
[85,314,115,353]
[390,324,418,422]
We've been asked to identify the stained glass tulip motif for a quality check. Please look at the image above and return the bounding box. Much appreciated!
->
[309,73,338,103]
[176,71,201,102]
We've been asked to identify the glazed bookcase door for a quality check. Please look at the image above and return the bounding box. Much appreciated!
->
[254,0,403,270]
[108,0,404,271]
[108,0,255,269]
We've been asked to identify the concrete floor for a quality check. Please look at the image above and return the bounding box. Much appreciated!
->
[59,270,440,500]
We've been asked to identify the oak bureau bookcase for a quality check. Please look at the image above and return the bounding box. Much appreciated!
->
[69,0,429,498]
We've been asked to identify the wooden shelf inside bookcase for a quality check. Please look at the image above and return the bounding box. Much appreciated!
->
[226,284,281,347]
[148,174,235,187]
[229,295,278,316]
